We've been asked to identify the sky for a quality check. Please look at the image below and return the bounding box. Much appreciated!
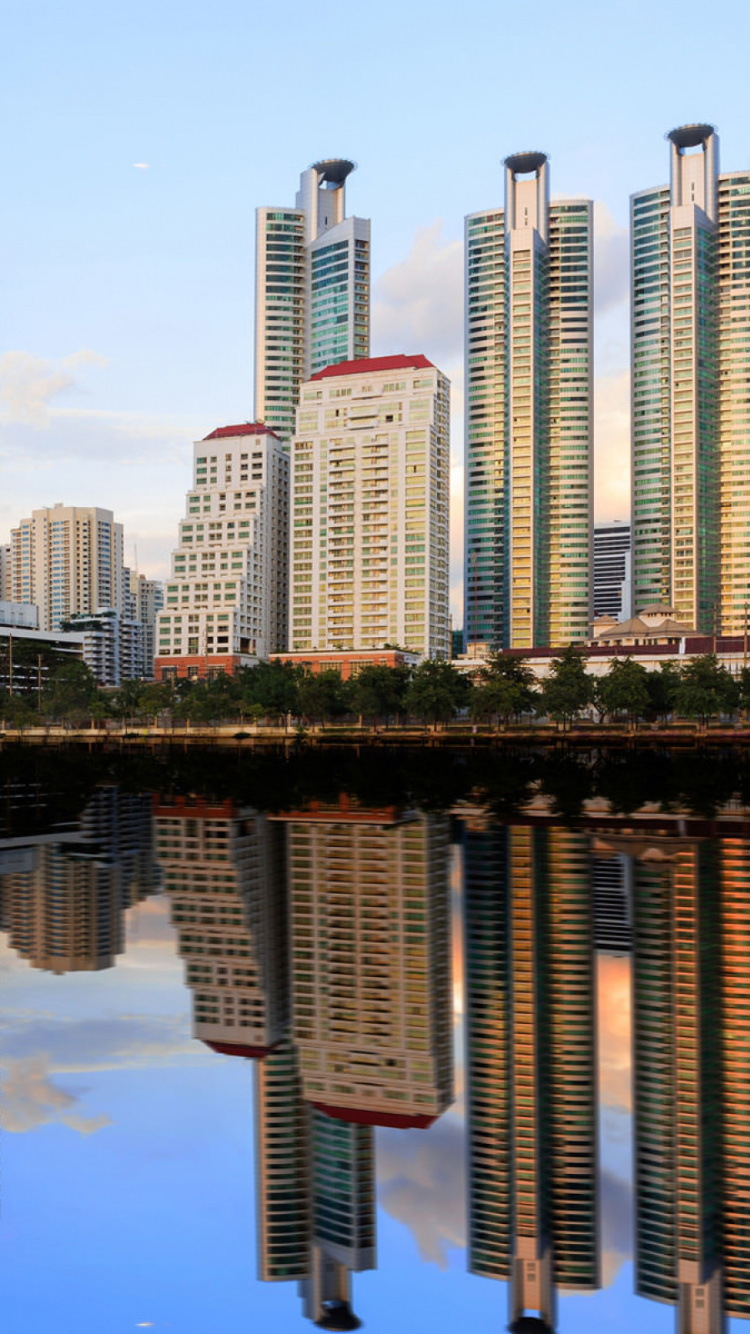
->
[4,0,750,623]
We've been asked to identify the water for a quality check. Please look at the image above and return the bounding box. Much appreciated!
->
[1,746,748,1334]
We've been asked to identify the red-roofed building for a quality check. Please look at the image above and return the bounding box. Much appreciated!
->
[310,353,434,380]
[155,424,289,680]
[290,356,450,661]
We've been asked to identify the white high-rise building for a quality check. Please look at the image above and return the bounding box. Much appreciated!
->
[465,153,594,650]
[254,161,370,442]
[155,424,289,679]
[10,504,125,632]
[631,124,750,634]
[124,570,164,677]
[288,355,450,660]
[0,544,11,601]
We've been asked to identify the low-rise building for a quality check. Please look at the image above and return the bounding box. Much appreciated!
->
[62,608,146,686]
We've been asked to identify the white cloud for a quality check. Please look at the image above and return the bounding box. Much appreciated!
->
[0,1054,111,1135]
[377,1117,466,1268]
[1,1011,197,1073]
[0,349,108,427]
[132,163,151,170]
[594,202,629,317]
[372,221,463,367]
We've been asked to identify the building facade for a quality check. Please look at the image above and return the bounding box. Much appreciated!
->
[462,823,600,1328]
[157,797,288,1055]
[62,607,146,686]
[465,153,593,652]
[593,522,632,621]
[279,801,453,1130]
[289,355,450,660]
[155,424,289,679]
[0,544,11,601]
[254,161,370,442]
[631,125,750,634]
[124,570,164,677]
[10,504,125,633]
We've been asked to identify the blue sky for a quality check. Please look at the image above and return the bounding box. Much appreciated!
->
[3,0,750,620]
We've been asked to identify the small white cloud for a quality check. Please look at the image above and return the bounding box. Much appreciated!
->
[132,162,151,170]
[594,201,629,316]
[0,349,108,427]
[377,1118,466,1268]
[372,220,463,367]
[0,1055,111,1135]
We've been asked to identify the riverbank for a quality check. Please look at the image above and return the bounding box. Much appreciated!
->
[3,720,750,749]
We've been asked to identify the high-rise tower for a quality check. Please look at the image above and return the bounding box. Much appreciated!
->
[254,162,371,442]
[631,125,750,633]
[465,154,593,651]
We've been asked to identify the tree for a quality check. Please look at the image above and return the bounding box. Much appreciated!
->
[674,654,738,728]
[645,661,681,724]
[471,652,537,726]
[347,664,409,724]
[405,660,468,728]
[41,659,99,724]
[241,660,300,721]
[111,678,146,724]
[538,646,594,730]
[297,670,347,726]
[597,657,650,727]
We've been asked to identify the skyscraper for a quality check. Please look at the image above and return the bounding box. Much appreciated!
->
[254,161,370,442]
[593,523,632,621]
[631,125,750,634]
[155,424,289,678]
[465,153,593,651]
[10,504,125,632]
[288,355,451,659]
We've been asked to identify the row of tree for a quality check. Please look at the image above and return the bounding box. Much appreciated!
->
[1,647,748,729]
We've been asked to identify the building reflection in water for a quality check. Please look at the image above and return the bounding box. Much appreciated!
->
[157,794,452,1329]
[0,786,159,973]
[463,822,599,1332]
[9,778,746,1331]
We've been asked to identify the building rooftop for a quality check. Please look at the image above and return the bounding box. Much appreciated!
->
[310,354,435,381]
[311,158,356,185]
[202,423,281,441]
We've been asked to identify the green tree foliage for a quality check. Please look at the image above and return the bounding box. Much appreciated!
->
[645,661,682,723]
[538,646,594,729]
[597,657,650,725]
[41,660,99,723]
[240,660,301,720]
[471,652,537,725]
[347,664,409,723]
[674,654,739,726]
[297,670,348,725]
[405,659,468,726]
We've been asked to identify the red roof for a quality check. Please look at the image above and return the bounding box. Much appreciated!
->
[309,354,435,382]
[201,1039,278,1060]
[311,1101,439,1130]
[202,423,281,441]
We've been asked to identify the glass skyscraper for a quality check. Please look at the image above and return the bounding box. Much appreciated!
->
[254,161,370,443]
[631,125,750,633]
[465,153,593,651]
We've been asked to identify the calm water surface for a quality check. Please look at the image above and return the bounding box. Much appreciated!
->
[1,748,748,1334]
